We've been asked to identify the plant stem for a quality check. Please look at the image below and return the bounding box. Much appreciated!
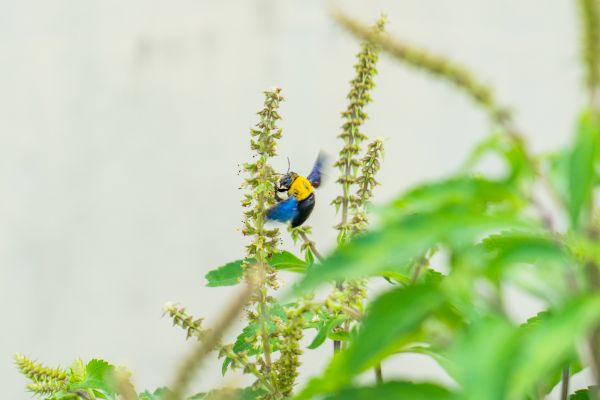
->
[167,282,254,400]
[259,287,273,372]
[375,363,383,384]
[411,256,428,284]
[299,231,324,262]
[586,261,600,396]
[560,366,570,400]
[228,351,277,394]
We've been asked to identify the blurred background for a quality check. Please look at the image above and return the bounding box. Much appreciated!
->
[0,0,588,398]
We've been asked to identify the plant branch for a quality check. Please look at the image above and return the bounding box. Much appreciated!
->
[560,366,570,400]
[578,0,600,104]
[299,231,324,262]
[375,363,383,384]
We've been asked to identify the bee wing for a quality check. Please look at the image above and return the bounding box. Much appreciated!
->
[266,196,299,223]
[307,151,327,188]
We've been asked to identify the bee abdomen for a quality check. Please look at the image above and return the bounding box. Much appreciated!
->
[291,193,315,227]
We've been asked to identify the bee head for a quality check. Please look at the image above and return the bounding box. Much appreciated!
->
[277,172,297,192]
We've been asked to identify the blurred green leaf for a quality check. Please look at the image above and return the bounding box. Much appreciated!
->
[295,205,532,293]
[447,316,519,400]
[321,381,452,400]
[481,230,571,301]
[448,295,600,400]
[139,387,172,400]
[291,176,535,293]
[390,176,524,215]
[546,149,570,208]
[308,315,348,350]
[509,295,600,398]
[567,111,600,228]
[482,231,567,272]
[295,284,444,399]
[48,393,81,400]
[189,387,265,400]
[570,387,595,399]
[465,133,534,185]
[206,251,307,287]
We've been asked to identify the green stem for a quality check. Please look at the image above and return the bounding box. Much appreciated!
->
[560,366,570,400]
[299,231,324,262]
[375,363,383,384]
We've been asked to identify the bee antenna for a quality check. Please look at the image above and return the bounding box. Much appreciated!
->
[286,157,291,174]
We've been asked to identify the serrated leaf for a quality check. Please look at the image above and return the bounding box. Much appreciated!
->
[206,251,307,287]
[567,110,600,228]
[508,295,600,398]
[322,381,452,400]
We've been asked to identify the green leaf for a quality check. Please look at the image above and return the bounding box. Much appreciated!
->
[570,387,596,399]
[390,176,524,215]
[295,284,444,399]
[465,133,534,185]
[447,296,600,400]
[308,316,348,350]
[139,387,173,400]
[205,260,244,287]
[447,316,519,400]
[321,381,452,400]
[567,110,600,228]
[482,231,568,274]
[189,387,266,400]
[68,358,86,384]
[480,230,571,301]
[222,302,288,374]
[546,149,571,208]
[508,295,600,398]
[268,251,308,273]
[294,205,532,294]
[48,392,81,400]
[206,251,307,287]
[70,359,117,399]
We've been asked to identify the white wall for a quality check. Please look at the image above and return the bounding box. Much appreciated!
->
[0,0,586,398]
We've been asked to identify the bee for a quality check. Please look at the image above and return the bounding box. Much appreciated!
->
[266,153,326,227]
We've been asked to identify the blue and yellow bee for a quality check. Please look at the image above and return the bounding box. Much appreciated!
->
[267,153,326,227]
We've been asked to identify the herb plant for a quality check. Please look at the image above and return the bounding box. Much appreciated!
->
[15,3,600,400]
